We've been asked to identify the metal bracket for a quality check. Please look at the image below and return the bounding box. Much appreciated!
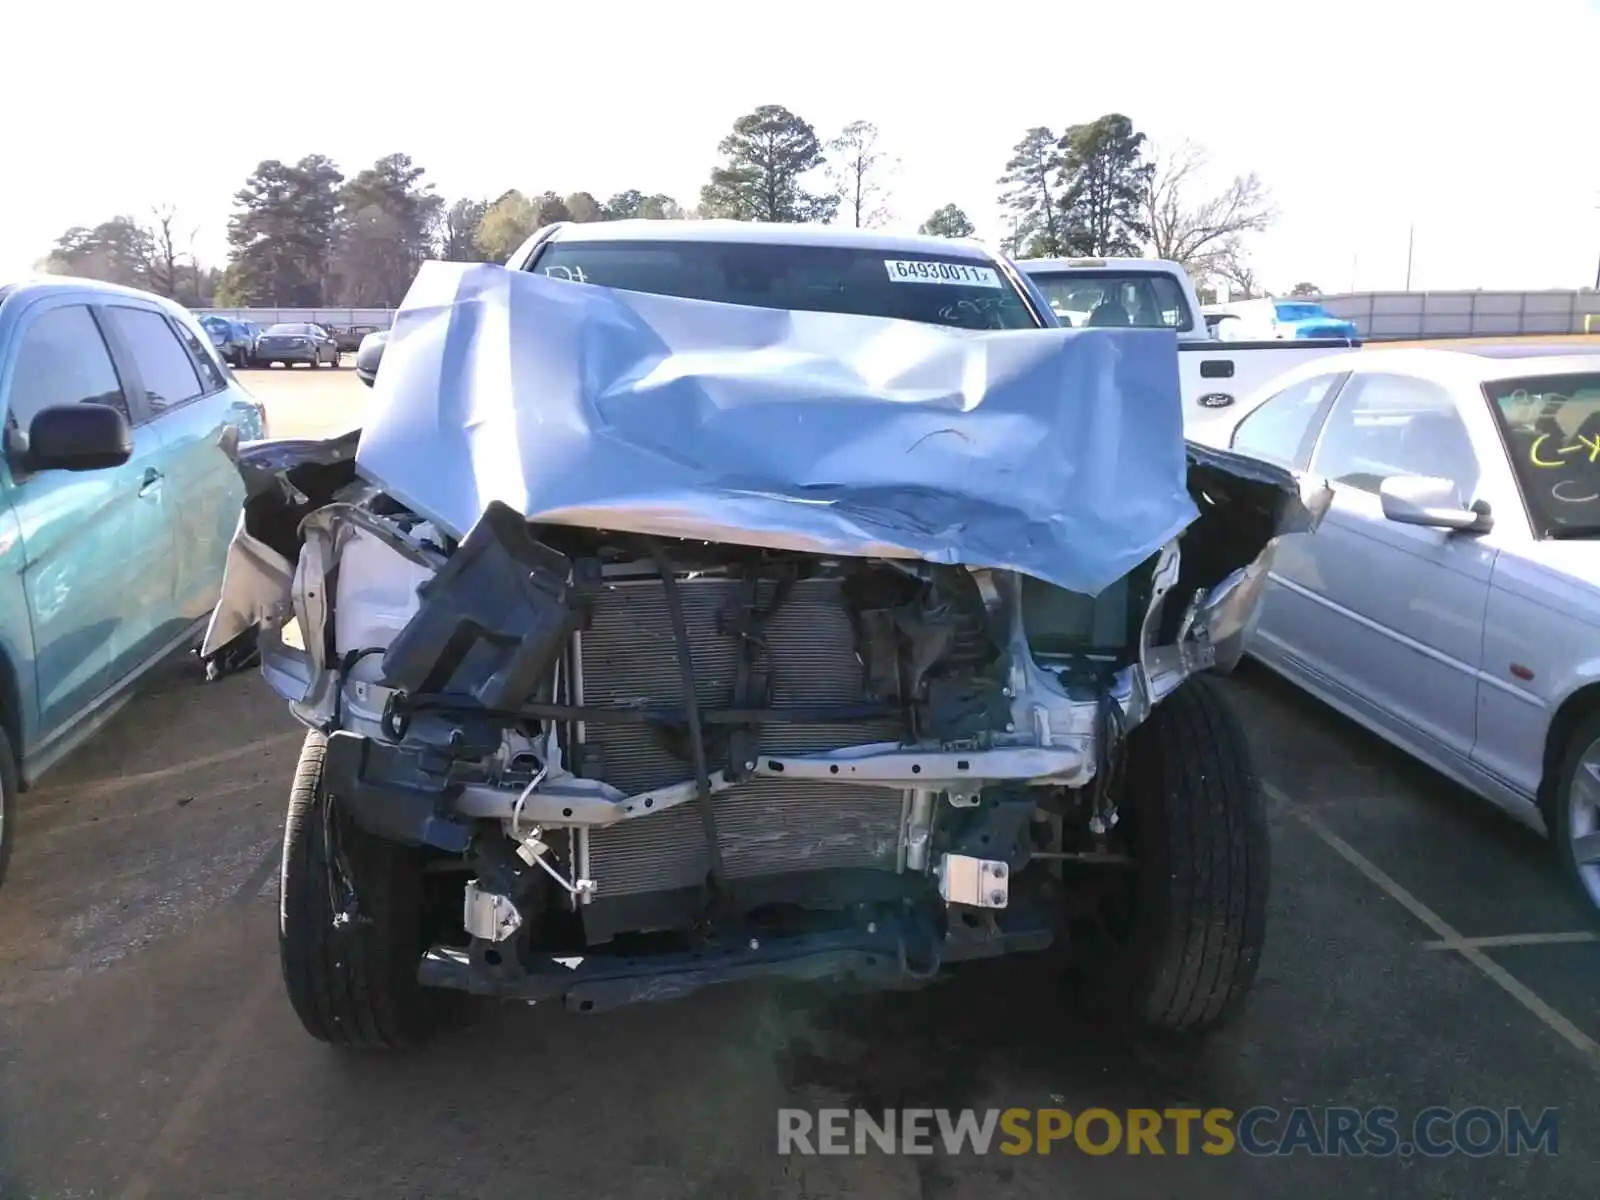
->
[937,853,1009,908]
[463,880,523,942]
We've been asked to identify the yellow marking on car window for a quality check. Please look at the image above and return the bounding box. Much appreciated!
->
[1529,432,1600,467]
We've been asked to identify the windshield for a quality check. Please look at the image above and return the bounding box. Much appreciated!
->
[1486,372,1600,537]
[527,240,1040,331]
[1274,302,1327,321]
[265,323,313,336]
[1024,270,1192,331]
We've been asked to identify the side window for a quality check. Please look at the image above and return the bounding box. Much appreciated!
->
[1230,374,1341,468]
[6,304,129,432]
[169,318,227,394]
[102,305,203,415]
[1311,373,1480,498]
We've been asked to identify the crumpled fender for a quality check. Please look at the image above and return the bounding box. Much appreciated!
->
[200,430,363,662]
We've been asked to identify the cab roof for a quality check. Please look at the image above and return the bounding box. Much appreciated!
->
[540,219,1000,261]
[1015,256,1181,273]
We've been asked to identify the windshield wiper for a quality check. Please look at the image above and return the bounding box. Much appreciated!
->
[1544,525,1600,539]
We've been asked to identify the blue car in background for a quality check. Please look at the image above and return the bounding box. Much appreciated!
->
[197,315,256,367]
[1209,296,1360,342]
[0,277,266,888]
[1270,299,1360,340]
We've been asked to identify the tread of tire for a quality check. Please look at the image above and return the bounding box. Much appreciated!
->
[279,730,441,1049]
[1129,673,1269,1034]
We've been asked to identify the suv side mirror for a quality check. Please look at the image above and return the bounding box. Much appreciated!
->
[355,330,388,389]
[21,403,133,473]
[1379,474,1492,533]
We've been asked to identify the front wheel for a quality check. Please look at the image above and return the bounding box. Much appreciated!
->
[0,726,17,891]
[279,731,448,1048]
[1550,715,1600,921]
[1062,674,1269,1035]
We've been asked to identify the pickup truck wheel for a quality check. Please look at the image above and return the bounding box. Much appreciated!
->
[280,731,446,1048]
[0,727,16,890]
[1061,674,1268,1036]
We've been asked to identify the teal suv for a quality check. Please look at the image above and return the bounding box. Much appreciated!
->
[0,276,266,888]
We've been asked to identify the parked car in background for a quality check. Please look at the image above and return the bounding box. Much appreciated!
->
[253,322,340,368]
[197,315,255,368]
[1014,257,1360,435]
[0,276,267,889]
[1208,296,1359,342]
[327,323,382,354]
[1192,343,1600,918]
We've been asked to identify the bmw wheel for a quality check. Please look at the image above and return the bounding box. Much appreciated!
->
[1553,718,1600,920]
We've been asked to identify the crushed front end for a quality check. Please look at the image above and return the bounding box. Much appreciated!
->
[206,437,1320,1014]
[207,261,1328,1036]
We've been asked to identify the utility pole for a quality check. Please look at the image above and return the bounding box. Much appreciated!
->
[1404,224,1415,290]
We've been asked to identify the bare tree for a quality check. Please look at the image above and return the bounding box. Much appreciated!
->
[826,120,894,228]
[1143,141,1274,279]
[148,204,185,298]
[1210,240,1262,299]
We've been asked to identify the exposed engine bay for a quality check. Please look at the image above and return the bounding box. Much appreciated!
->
[204,426,1324,1011]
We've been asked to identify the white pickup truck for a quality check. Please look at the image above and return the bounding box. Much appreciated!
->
[1014,257,1361,435]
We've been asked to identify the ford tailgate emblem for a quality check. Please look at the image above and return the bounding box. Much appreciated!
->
[1198,393,1235,409]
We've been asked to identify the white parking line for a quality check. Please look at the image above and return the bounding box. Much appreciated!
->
[1420,931,1598,951]
[1263,781,1600,1074]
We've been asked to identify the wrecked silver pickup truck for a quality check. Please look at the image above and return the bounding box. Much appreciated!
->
[204,226,1327,1050]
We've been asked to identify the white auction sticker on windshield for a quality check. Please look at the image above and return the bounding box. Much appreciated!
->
[883,259,1002,288]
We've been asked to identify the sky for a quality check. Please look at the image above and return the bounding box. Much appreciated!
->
[3,0,1597,295]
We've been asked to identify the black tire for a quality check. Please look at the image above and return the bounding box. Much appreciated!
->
[280,731,446,1048]
[1063,674,1268,1035]
[1548,711,1600,922]
[0,727,17,892]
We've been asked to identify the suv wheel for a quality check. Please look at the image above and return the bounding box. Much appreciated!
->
[0,727,16,891]
[279,731,447,1048]
[1061,673,1268,1035]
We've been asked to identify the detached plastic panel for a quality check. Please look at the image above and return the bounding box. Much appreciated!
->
[379,500,578,710]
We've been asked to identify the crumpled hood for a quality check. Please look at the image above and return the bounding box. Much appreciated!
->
[354,261,1205,596]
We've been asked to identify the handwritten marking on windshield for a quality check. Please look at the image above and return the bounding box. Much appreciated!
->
[1529,432,1600,467]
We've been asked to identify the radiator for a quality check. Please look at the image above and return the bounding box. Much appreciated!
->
[575,573,908,898]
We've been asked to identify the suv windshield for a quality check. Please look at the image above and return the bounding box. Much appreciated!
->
[1024,270,1192,331]
[1486,371,1600,537]
[527,240,1040,331]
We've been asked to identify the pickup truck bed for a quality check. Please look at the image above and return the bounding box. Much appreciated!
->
[1014,256,1360,433]
[1178,336,1360,437]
